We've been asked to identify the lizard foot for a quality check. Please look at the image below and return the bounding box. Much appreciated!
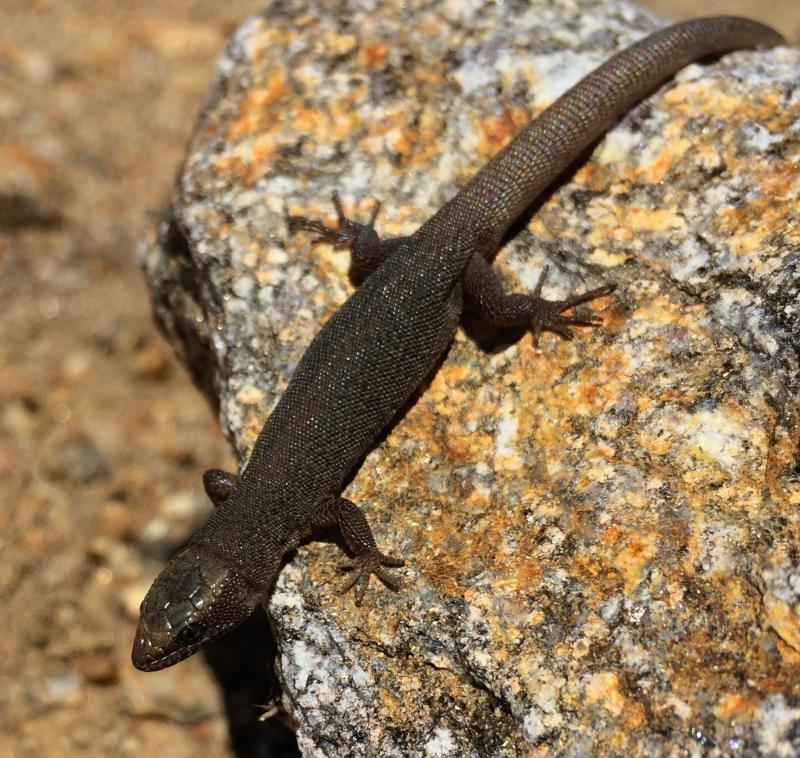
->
[529,265,615,345]
[338,550,405,606]
[287,191,381,251]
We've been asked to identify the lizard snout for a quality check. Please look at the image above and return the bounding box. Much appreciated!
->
[132,545,258,671]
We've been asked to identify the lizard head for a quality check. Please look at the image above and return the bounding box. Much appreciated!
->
[131,545,259,671]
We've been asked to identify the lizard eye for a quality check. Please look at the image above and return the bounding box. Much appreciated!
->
[132,546,257,671]
[174,622,202,649]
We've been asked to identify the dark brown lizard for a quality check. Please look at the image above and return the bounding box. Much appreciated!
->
[132,17,783,671]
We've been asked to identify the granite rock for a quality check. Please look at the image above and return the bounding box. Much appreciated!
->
[142,0,800,754]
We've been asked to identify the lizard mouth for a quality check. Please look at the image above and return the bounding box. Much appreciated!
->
[131,615,208,672]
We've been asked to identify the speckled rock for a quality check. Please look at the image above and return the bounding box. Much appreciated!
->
[142,0,800,754]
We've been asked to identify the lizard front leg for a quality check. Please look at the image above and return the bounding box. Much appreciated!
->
[463,253,615,344]
[312,496,405,605]
[287,192,405,276]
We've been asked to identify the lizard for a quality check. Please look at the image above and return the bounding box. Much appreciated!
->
[132,16,784,671]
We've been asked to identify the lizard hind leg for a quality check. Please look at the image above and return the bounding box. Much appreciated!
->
[463,254,615,345]
[287,192,404,274]
[312,496,405,606]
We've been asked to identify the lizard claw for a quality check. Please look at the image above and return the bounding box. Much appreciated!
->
[338,550,405,606]
[529,266,615,345]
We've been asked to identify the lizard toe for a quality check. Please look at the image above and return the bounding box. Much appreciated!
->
[529,280,613,342]
[338,551,405,605]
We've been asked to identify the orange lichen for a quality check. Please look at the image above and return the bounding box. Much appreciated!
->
[413,66,445,86]
[227,70,290,140]
[477,107,531,158]
[763,594,800,652]
[638,138,693,184]
[360,40,389,70]
[585,672,627,716]
[714,693,759,721]
[664,80,752,120]
[612,533,658,592]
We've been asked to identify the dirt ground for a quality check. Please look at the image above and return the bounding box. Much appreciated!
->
[2,2,797,757]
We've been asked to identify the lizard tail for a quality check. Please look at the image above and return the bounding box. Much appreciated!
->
[430,16,784,268]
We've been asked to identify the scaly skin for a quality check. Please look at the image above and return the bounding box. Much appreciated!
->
[132,17,784,671]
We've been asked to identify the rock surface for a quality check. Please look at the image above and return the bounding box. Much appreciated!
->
[143,0,800,754]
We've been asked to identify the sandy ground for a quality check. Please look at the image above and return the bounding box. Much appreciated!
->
[2,1,797,757]
[645,0,799,42]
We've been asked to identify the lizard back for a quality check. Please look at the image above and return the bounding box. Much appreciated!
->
[195,231,467,585]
